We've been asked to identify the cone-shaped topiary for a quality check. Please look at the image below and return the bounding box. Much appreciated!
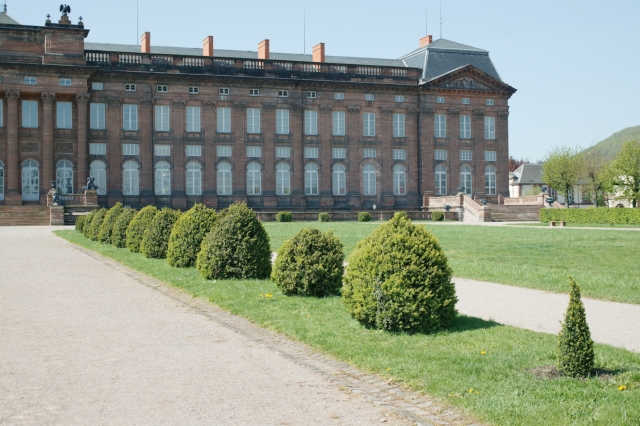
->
[196,203,271,280]
[342,212,457,333]
[82,210,97,238]
[97,202,124,244]
[557,277,594,378]
[140,208,181,259]
[85,208,107,241]
[75,215,86,232]
[126,205,158,253]
[112,208,137,248]
[271,228,344,297]
[166,204,217,268]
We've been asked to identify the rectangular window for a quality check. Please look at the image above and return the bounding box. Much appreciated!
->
[90,103,105,129]
[247,146,262,157]
[363,112,376,136]
[307,91,317,99]
[436,96,445,103]
[332,111,345,136]
[434,114,446,138]
[393,149,406,160]
[125,84,136,91]
[276,147,291,158]
[460,150,472,161]
[276,109,290,135]
[157,85,168,93]
[154,145,171,156]
[332,148,347,159]
[434,149,448,160]
[278,90,289,98]
[89,143,106,155]
[395,95,404,103]
[123,104,138,130]
[188,86,199,94]
[486,99,495,106]
[23,76,36,85]
[219,88,230,95]
[247,108,261,133]
[216,145,232,157]
[22,100,38,128]
[334,93,344,100]
[461,98,470,105]
[460,115,471,139]
[484,116,495,139]
[365,94,375,101]
[59,78,72,86]
[91,82,104,90]
[304,110,318,135]
[155,105,170,131]
[484,151,497,162]
[393,113,405,137]
[186,106,201,132]
[217,107,231,133]
[304,147,319,158]
[122,144,139,156]
[56,101,72,129]
[186,145,202,157]
[249,89,260,96]
[363,148,376,158]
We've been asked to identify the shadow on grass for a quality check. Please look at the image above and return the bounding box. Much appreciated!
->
[443,315,502,333]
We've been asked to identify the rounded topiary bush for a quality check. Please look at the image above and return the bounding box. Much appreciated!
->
[342,212,457,333]
[358,212,371,222]
[75,215,86,233]
[98,203,124,244]
[318,212,331,222]
[112,208,137,248]
[276,211,292,222]
[85,208,107,241]
[432,211,445,221]
[82,210,97,238]
[126,205,158,253]
[272,228,344,297]
[557,277,594,378]
[140,208,181,259]
[196,203,271,280]
[167,204,217,268]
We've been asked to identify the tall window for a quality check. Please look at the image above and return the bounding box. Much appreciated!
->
[332,111,345,135]
[393,113,405,137]
[21,159,39,201]
[154,161,171,195]
[217,107,231,133]
[304,110,318,135]
[0,160,4,201]
[460,165,472,196]
[90,103,105,129]
[276,109,289,134]
[434,114,446,138]
[485,165,496,195]
[123,104,138,130]
[435,164,447,195]
[186,162,202,196]
[56,160,73,194]
[56,102,72,129]
[484,116,495,139]
[460,115,471,139]
[90,160,107,195]
[186,106,201,132]
[363,112,375,136]
[393,164,406,195]
[363,164,376,195]
[276,163,290,195]
[22,100,38,128]
[304,163,319,195]
[247,108,260,133]
[332,164,346,195]
[247,162,262,195]
[122,160,139,195]
[217,162,232,195]
[155,105,170,131]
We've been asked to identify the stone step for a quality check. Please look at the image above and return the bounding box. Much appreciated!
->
[0,206,50,226]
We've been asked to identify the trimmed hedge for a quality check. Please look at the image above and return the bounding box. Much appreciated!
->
[276,211,293,222]
[111,208,137,248]
[141,208,181,259]
[85,208,107,241]
[82,210,98,238]
[126,206,158,253]
[342,212,457,334]
[271,228,344,297]
[318,212,331,222]
[98,203,124,244]
[196,203,271,280]
[167,204,217,268]
[432,211,445,221]
[358,212,371,222]
[540,208,640,225]
[75,215,87,232]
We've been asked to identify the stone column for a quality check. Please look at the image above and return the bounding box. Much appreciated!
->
[319,105,333,209]
[5,89,21,205]
[138,99,153,206]
[419,105,435,204]
[380,107,394,208]
[202,101,217,208]
[171,100,187,209]
[41,92,56,202]
[497,110,510,197]
[405,107,420,208]
[75,93,90,190]
[232,102,247,205]
[346,105,361,208]
[447,108,461,196]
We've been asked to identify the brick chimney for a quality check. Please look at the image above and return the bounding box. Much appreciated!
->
[141,32,151,53]
[258,39,270,60]
[203,36,214,57]
[420,35,433,48]
[312,43,325,63]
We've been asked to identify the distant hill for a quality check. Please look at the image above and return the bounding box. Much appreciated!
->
[584,125,640,160]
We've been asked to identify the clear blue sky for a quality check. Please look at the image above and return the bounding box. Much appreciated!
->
[7,0,640,161]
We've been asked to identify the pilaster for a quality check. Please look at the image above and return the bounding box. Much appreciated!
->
[41,92,56,202]
[5,89,21,205]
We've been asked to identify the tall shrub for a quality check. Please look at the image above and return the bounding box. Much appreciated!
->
[82,210,97,238]
[75,215,86,232]
[111,208,137,248]
[196,203,271,280]
[85,208,107,241]
[557,277,594,378]
[167,204,217,268]
[140,208,181,259]
[98,202,124,244]
[126,205,158,253]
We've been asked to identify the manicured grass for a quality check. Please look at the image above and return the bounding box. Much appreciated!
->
[508,222,640,229]
[263,222,640,305]
[55,230,640,426]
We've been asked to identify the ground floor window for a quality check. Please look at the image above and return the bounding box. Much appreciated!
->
[56,160,73,194]
[435,164,447,195]
[217,162,232,195]
[247,162,261,195]
[363,164,376,196]
[485,165,496,195]
[154,161,171,195]
[22,159,39,201]
[186,162,202,196]
[123,160,139,196]
[393,164,406,195]
[332,164,346,195]
[460,165,472,196]
[276,163,290,195]
[304,163,318,195]
[90,160,107,195]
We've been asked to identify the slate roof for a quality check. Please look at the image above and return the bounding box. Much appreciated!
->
[0,11,21,25]
[512,164,543,185]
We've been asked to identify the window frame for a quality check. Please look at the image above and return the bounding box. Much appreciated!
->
[275,146,291,158]
[216,145,232,158]
[246,146,262,158]
[157,85,169,93]
[154,145,171,157]
[304,147,319,159]
[246,162,262,195]
[122,144,140,156]
[90,103,105,130]
[434,114,446,138]
[22,100,38,128]
[125,84,136,92]
[304,110,318,135]
[185,145,202,157]
[56,101,73,129]
[393,149,406,160]
[307,91,317,99]
[460,115,471,139]
[484,116,496,140]
[186,106,201,132]
[393,113,405,137]
[217,162,232,195]
[59,78,72,87]
[217,107,231,133]
[123,104,138,131]
[276,109,290,135]
[332,148,347,159]
[246,108,261,134]
[304,163,319,195]
[393,164,406,195]
[186,161,202,195]
[154,105,170,131]
[363,112,376,137]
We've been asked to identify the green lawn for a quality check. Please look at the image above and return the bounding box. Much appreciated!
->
[55,230,640,426]
[263,222,640,305]
[508,223,640,229]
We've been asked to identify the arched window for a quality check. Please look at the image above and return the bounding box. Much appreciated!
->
[363,164,376,196]
[21,159,39,201]
[186,162,202,196]
[56,160,73,194]
[393,164,406,195]
[122,160,139,196]
[247,162,262,195]
[435,164,447,195]
[304,163,318,195]
[485,165,496,195]
[217,162,232,195]
[276,163,290,195]
[460,165,472,196]
[332,163,346,196]
[90,160,107,195]
[0,160,4,201]
[154,161,171,195]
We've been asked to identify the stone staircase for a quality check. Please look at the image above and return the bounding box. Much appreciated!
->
[490,205,542,222]
[0,206,50,226]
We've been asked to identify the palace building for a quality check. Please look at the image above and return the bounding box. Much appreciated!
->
[0,9,516,211]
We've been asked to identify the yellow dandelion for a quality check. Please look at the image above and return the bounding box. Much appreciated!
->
[469,389,474,393]
[618,385,627,391]
[475,391,479,395]
[386,367,391,371]
[481,351,487,355]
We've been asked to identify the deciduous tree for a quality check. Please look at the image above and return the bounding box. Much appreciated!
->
[608,140,640,208]
[542,146,583,208]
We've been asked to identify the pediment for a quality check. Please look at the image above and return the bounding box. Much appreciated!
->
[424,65,516,95]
